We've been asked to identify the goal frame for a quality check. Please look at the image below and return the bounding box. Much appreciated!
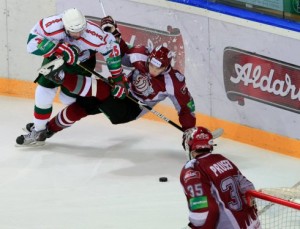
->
[246,190,300,211]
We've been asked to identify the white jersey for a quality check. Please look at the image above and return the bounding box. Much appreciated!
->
[27,14,122,76]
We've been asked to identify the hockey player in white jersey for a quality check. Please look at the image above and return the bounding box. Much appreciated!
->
[16,8,128,145]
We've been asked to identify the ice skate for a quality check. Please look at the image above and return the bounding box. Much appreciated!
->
[22,123,55,139]
[16,128,48,146]
[22,122,34,133]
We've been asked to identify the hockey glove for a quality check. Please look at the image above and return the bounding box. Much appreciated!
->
[54,43,79,66]
[38,39,79,66]
[109,73,129,99]
[100,16,121,40]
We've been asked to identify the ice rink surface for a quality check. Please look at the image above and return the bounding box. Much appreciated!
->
[1,96,300,229]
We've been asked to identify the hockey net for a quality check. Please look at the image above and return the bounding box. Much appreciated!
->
[246,184,300,229]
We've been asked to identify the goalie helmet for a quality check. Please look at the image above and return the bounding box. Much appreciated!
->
[62,8,86,33]
[184,127,214,157]
[148,45,173,68]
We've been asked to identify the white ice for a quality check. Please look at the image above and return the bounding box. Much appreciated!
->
[1,96,300,229]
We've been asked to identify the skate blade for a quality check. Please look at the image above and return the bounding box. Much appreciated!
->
[212,128,224,139]
[15,141,46,147]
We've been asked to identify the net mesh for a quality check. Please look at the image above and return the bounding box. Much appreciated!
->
[253,185,300,229]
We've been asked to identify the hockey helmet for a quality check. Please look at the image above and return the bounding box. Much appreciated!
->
[62,8,86,33]
[184,127,214,155]
[148,45,173,68]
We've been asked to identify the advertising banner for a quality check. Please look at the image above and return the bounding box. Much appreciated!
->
[223,47,300,114]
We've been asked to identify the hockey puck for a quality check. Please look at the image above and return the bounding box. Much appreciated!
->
[159,177,168,182]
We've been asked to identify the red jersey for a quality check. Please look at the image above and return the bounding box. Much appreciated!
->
[180,153,261,229]
[124,45,196,130]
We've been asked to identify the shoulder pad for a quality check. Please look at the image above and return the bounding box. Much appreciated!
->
[83,22,113,47]
[41,15,64,35]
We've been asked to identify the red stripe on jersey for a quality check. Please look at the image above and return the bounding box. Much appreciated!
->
[64,46,75,64]
[34,111,51,120]
[77,37,107,48]
[103,34,109,42]
[39,19,65,37]
[110,68,123,76]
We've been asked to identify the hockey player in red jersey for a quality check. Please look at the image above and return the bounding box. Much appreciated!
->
[31,44,196,142]
[181,127,261,229]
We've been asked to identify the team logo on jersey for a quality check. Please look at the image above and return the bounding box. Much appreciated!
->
[184,170,201,183]
[86,29,104,40]
[132,70,154,96]
[45,18,62,28]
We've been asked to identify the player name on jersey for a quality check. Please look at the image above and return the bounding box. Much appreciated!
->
[209,159,234,177]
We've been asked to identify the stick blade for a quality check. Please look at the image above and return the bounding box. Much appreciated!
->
[37,57,64,75]
[212,128,224,139]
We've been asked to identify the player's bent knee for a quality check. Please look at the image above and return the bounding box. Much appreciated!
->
[59,91,76,105]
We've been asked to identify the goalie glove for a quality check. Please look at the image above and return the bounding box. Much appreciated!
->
[100,16,121,40]
[109,73,129,99]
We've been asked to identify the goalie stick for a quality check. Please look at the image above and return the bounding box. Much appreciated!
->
[37,58,223,139]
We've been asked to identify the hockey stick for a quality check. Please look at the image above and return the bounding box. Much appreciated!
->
[76,63,224,138]
[77,63,183,132]
[98,0,107,16]
[37,58,223,138]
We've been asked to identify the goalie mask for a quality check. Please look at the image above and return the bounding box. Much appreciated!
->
[62,8,87,33]
[184,127,214,159]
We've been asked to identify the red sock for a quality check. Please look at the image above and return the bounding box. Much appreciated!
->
[48,102,88,133]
